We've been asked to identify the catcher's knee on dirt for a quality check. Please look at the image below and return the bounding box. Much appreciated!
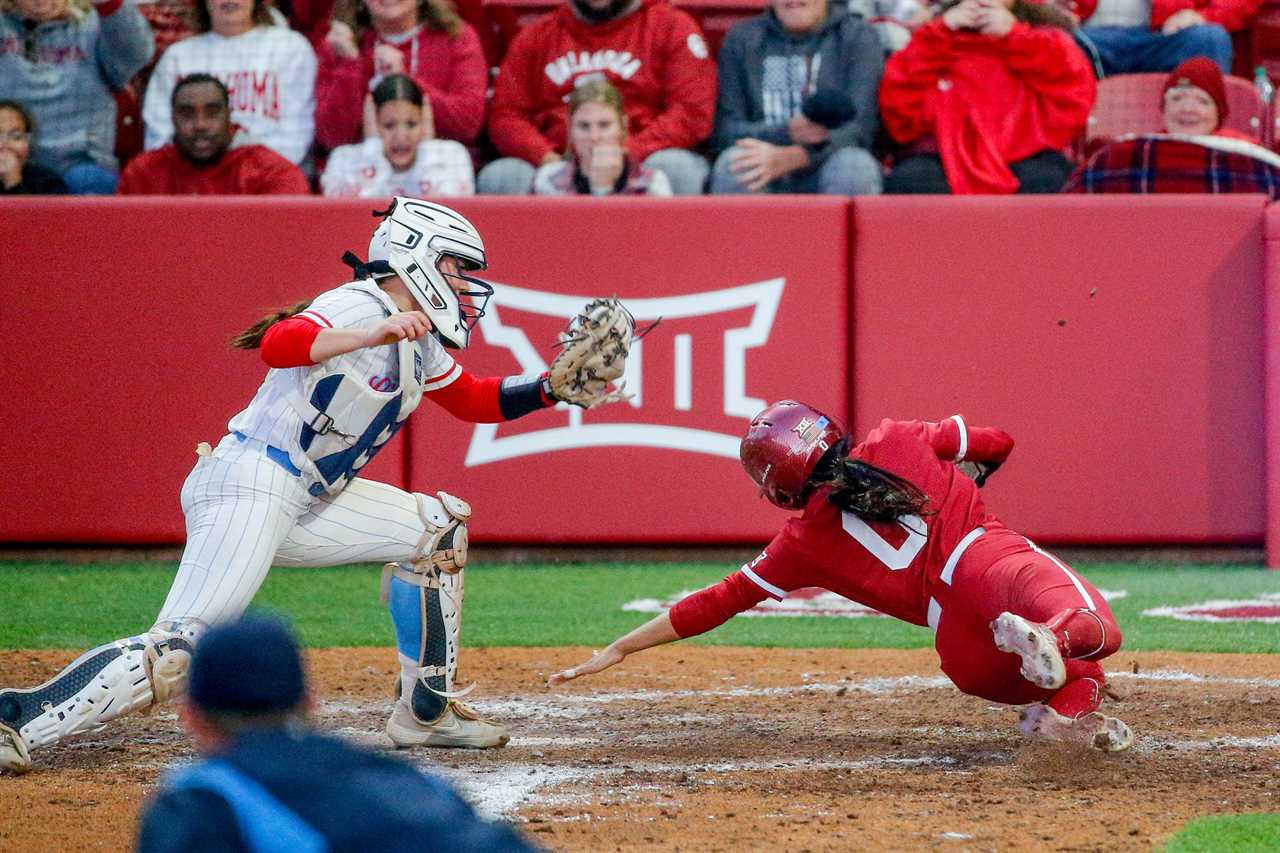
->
[0,619,205,753]
[381,491,471,724]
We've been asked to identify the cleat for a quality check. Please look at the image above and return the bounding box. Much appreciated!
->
[386,700,509,749]
[991,612,1067,690]
[0,722,31,775]
[1018,703,1134,752]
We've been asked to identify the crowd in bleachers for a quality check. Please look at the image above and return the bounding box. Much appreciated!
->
[2,0,1278,197]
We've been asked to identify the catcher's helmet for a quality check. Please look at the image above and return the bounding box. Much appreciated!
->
[741,400,844,509]
[367,198,492,349]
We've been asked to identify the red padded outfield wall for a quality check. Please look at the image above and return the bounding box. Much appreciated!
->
[0,196,1270,548]
[852,196,1266,545]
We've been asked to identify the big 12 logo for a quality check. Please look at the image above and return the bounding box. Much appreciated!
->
[465,278,787,466]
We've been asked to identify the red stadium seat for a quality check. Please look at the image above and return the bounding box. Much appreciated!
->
[1084,72,1265,150]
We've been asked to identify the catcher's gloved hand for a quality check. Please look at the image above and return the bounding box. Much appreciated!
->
[546,297,641,409]
[956,460,1001,487]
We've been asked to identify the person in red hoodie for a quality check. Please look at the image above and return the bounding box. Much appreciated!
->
[119,74,309,195]
[480,0,717,195]
[880,0,1095,194]
[314,0,487,153]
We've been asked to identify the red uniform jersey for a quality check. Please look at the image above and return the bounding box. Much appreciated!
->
[670,417,1017,637]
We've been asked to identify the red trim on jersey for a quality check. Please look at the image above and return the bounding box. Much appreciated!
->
[424,364,460,385]
[296,310,333,329]
[260,316,324,368]
[426,369,505,422]
[668,572,769,639]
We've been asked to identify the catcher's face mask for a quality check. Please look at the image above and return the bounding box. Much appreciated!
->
[437,254,493,345]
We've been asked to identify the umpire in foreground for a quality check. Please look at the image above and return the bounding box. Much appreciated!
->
[136,616,539,853]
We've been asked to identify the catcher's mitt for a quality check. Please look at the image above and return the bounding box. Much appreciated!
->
[547,297,643,409]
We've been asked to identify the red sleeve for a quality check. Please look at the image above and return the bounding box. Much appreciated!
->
[115,158,146,195]
[426,369,505,422]
[871,417,1015,465]
[668,572,769,638]
[999,25,1096,147]
[314,41,368,151]
[1152,0,1261,29]
[879,21,956,144]
[261,316,325,367]
[416,26,488,145]
[488,23,559,164]
[625,10,717,161]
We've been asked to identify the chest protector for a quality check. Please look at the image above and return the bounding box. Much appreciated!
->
[287,281,426,496]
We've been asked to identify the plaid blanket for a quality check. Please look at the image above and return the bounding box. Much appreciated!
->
[1064,134,1280,199]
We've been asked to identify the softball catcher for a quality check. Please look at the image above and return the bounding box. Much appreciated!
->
[0,198,637,773]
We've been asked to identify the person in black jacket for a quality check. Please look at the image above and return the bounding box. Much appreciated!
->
[709,0,884,195]
[135,615,540,853]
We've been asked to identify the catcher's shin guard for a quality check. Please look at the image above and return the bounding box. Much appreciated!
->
[0,620,203,771]
[380,492,507,748]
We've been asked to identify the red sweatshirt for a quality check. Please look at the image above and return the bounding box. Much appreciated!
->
[1074,0,1261,31]
[880,20,1095,194]
[117,141,310,195]
[314,22,488,150]
[488,0,717,164]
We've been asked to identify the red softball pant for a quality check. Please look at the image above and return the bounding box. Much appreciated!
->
[930,538,1122,717]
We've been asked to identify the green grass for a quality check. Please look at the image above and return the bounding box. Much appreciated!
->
[1162,813,1280,852]
[2,560,1278,652]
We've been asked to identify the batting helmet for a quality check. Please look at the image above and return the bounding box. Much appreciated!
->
[740,400,845,509]
[367,198,492,350]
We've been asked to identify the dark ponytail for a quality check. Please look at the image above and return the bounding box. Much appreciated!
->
[230,300,313,350]
[812,438,933,523]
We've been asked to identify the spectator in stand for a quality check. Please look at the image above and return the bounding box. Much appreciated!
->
[0,100,68,194]
[709,0,883,196]
[1161,56,1253,138]
[880,0,1095,194]
[135,616,540,853]
[314,0,486,155]
[482,0,717,195]
[1073,0,1255,75]
[532,78,672,195]
[321,73,473,196]
[0,0,153,193]
[119,74,308,193]
[142,0,317,166]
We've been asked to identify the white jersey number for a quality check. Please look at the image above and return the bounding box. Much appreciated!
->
[840,512,928,571]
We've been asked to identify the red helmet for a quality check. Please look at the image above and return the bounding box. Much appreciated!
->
[740,400,845,509]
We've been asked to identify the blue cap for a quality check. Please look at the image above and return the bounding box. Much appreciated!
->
[188,616,306,714]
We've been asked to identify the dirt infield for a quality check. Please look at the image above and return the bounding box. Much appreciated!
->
[2,646,1278,852]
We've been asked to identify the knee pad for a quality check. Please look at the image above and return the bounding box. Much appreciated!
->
[411,491,470,575]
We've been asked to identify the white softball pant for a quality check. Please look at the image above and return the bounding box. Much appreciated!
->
[157,434,427,626]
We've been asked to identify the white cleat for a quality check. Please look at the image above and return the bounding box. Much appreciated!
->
[0,722,32,775]
[386,701,509,749]
[1018,703,1134,752]
[991,611,1067,690]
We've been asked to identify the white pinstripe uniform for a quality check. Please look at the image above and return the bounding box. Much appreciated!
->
[0,199,514,774]
[159,281,459,627]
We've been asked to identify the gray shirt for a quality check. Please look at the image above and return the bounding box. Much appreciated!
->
[0,1,153,174]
